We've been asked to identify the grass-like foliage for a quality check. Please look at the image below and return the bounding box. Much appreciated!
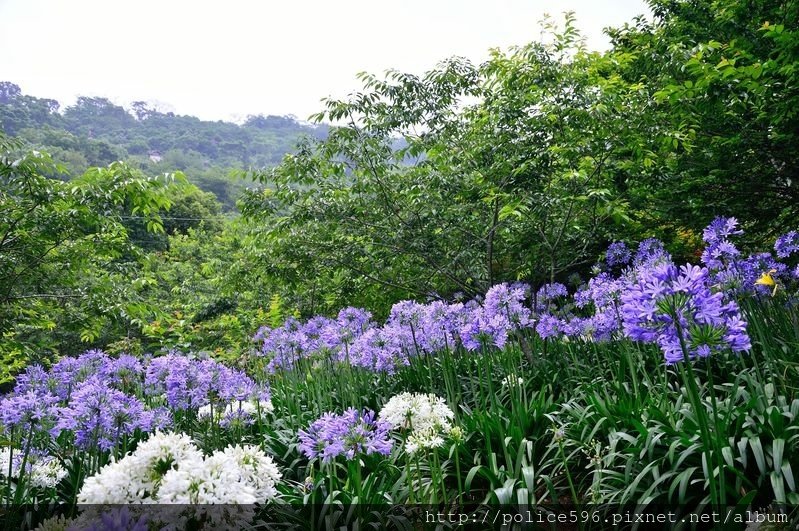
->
[2,219,799,529]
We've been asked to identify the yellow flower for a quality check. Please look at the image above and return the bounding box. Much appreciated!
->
[755,269,776,286]
[755,269,778,296]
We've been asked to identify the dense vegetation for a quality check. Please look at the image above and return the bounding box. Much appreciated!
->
[0,83,327,210]
[1,0,798,527]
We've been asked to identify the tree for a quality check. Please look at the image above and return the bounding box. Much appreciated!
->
[0,133,181,381]
[131,100,154,121]
[63,96,137,137]
[135,218,279,361]
[608,0,799,242]
[241,15,639,315]
[1,84,323,210]
[0,82,21,104]
[162,185,224,235]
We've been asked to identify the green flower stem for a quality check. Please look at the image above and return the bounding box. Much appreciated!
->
[557,439,579,505]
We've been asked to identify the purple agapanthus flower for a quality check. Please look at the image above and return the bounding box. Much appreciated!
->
[634,238,671,268]
[301,315,337,353]
[349,326,410,372]
[605,241,632,267]
[702,240,741,270]
[703,217,743,246]
[458,307,510,351]
[534,283,570,314]
[700,217,744,271]
[584,313,619,342]
[537,283,568,303]
[387,300,430,356]
[535,314,563,339]
[13,365,61,398]
[418,301,466,352]
[621,263,751,364]
[298,408,392,462]
[56,377,149,450]
[48,350,111,400]
[484,283,531,327]
[136,406,173,433]
[388,300,426,328]
[0,390,60,437]
[99,355,144,391]
[77,507,149,531]
[569,272,629,342]
[775,231,799,259]
[336,307,373,341]
[144,354,264,410]
[575,273,626,310]
[259,318,309,372]
[153,356,207,409]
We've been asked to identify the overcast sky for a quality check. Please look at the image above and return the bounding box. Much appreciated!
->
[0,0,649,122]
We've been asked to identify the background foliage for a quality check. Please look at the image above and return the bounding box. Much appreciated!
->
[0,0,797,372]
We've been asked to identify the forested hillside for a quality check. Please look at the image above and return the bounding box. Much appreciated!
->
[2,0,797,373]
[0,83,327,209]
[2,1,799,524]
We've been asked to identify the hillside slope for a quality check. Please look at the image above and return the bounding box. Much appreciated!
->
[0,81,327,209]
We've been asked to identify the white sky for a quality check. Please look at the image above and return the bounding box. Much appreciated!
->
[0,0,649,122]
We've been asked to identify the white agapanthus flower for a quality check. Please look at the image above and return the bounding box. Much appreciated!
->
[0,448,67,489]
[157,445,280,530]
[405,431,445,455]
[0,447,12,476]
[33,513,73,531]
[159,451,258,504]
[197,399,274,421]
[78,431,282,507]
[75,459,137,504]
[28,457,68,489]
[378,392,457,454]
[219,444,281,501]
[78,431,205,504]
[159,444,281,505]
[379,392,454,433]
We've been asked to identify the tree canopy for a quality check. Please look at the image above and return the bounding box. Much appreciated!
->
[1,0,797,359]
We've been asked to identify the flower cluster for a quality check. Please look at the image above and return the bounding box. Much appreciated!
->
[621,263,751,364]
[144,354,266,410]
[77,431,205,504]
[378,393,457,454]
[605,241,632,267]
[0,350,270,471]
[26,454,68,489]
[0,447,67,489]
[77,431,281,505]
[157,444,281,504]
[459,306,512,351]
[484,283,531,327]
[701,217,743,271]
[634,238,671,267]
[257,219,799,369]
[253,230,763,369]
[0,389,59,437]
[775,231,799,259]
[298,408,392,462]
[572,272,628,341]
[56,377,157,451]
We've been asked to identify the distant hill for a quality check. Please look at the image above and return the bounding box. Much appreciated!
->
[0,81,327,210]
